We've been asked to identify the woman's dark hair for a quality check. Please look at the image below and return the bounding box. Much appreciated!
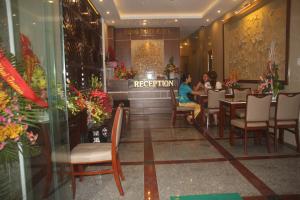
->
[180,73,190,84]
[201,72,209,84]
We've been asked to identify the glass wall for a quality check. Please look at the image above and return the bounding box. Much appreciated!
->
[0,0,71,199]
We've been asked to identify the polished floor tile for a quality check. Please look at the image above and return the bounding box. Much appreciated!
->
[241,158,300,194]
[75,165,144,200]
[153,141,223,161]
[218,138,297,157]
[119,143,144,162]
[121,128,144,142]
[156,162,260,200]
[151,128,204,141]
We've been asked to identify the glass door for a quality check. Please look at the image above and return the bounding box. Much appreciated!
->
[0,0,72,199]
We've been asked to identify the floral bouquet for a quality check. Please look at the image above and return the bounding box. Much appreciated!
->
[164,56,179,78]
[66,75,112,126]
[224,69,240,88]
[0,35,48,163]
[257,41,283,96]
[114,62,127,79]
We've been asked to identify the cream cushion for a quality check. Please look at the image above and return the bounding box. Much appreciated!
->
[269,119,296,127]
[71,143,111,163]
[236,109,246,118]
[231,119,267,128]
[177,106,194,111]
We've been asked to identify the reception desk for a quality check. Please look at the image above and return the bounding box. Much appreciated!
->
[107,79,179,115]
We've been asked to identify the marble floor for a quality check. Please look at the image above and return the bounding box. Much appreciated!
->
[75,113,300,200]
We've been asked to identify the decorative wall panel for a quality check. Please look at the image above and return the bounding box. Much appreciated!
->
[224,0,289,81]
[131,40,164,75]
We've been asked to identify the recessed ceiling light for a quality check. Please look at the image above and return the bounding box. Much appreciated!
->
[99,0,103,2]
[12,14,16,17]
[32,22,36,25]
[112,20,115,24]
[206,19,210,22]
[48,0,54,3]
[184,42,188,46]
[142,22,147,26]
[174,19,178,22]
[217,10,221,14]
[106,11,110,14]
[143,19,147,23]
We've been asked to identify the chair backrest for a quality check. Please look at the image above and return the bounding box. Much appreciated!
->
[111,105,123,151]
[169,87,178,109]
[233,88,251,101]
[246,94,272,122]
[208,89,225,109]
[276,93,300,121]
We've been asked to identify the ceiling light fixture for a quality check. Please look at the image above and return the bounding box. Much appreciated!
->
[217,10,221,14]
[206,19,210,22]
[142,22,147,26]
[106,11,110,15]
[184,42,188,46]
[143,19,147,23]
[48,0,54,3]
[174,19,178,22]
[112,20,115,24]
[99,0,103,2]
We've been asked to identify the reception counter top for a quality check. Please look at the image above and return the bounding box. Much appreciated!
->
[107,79,179,114]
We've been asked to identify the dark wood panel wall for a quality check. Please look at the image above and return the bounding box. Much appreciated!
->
[113,27,180,68]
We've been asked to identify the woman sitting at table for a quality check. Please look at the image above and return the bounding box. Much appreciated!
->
[194,72,212,93]
[178,73,202,124]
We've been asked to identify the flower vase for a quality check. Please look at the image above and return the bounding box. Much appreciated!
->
[169,72,175,79]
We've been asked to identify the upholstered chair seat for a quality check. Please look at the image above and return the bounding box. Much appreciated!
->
[269,120,296,126]
[230,94,272,154]
[269,93,300,152]
[205,89,226,127]
[170,87,194,126]
[177,106,194,112]
[70,106,125,198]
[231,119,267,128]
[71,143,111,163]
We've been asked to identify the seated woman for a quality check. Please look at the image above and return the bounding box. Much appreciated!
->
[194,72,212,93]
[178,74,202,124]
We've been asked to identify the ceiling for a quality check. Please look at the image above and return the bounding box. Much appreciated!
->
[91,0,246,38]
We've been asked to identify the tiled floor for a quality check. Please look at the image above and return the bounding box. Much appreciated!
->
[75,114,300,200]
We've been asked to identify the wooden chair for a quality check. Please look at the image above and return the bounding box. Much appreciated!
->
[70,106,125,198]
[269,93,300,152]
[170,87,194,126]
[230,94,272,154]
[205,89,225,128]
[233,88,252,118]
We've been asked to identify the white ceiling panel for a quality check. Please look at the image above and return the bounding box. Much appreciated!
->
[91,0,247,38]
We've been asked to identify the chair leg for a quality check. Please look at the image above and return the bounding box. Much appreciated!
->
[71,165,76,199]
[78,165,84,182]
[265,129,271,153]
[230,126,235,146]
[274,127,278,152]
[295,127,300,152]
[171,111,176,126]
[244,130,248,155]
[112,160,124,195]
[206,114,209,129]
[279,129,284,144]
[116,154,125,181]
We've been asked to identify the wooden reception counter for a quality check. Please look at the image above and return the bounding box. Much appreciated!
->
[107,79,179,115]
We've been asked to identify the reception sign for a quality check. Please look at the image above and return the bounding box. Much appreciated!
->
[129,79,177,88]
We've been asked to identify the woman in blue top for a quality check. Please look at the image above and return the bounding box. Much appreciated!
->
[178,74,201,124]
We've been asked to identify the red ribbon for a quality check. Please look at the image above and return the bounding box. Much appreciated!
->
[0,51,48,108]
